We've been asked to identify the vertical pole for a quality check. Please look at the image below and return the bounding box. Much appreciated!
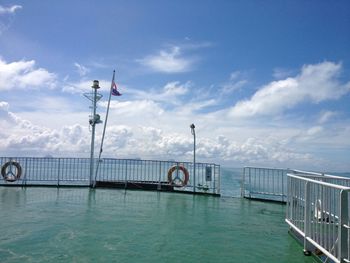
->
[282,169,285,202]
[248,168,251,198]
[193,129,196,193]
[190,124,196,193]
[339,190,349,263]
[57,158,60,187]
[241,167,245,197]
[158,161,162,191]
[217,165,221,195]
[304,182,312,255]
[89,87,97,187]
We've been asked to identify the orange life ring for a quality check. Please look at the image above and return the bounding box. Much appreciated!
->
[1,161,22,182]
[167,165,189,187]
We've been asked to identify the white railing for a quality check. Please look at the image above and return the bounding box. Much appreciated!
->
[241,166,289,202]
[286,173,350,263]
[0,157,220,195]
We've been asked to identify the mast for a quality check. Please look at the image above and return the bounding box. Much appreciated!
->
[84,80,103,187]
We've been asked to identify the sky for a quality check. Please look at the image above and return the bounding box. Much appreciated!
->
[0,1,350,171]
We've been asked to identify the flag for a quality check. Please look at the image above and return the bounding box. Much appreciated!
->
[111,81,122,96]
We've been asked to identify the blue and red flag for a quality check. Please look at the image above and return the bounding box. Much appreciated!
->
[111,81,122,96]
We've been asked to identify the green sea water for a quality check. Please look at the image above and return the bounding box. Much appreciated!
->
[0,187,316,263]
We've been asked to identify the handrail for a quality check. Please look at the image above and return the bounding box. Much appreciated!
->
[292,169,350,180]
[288,173,350,191]
[244,166,289,171]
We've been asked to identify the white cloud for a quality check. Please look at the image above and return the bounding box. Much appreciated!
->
[162,81,189,97]
[0,101,18,124]
[0,5,22,15]
[220,71,247,94]
[230,62,350,118]
[150,81,190,105]
[138,46,194,73]
[306,126,323,136]
[0,5,22,35]
[1,57,350,171]
[0,58,56,90]
[101,99,164,117]
[74,62,89,77]
[272,67,294,79]
[114,81,190,107]
[318,110,338,124]
[0,103,90,155]
[1,99,348,170]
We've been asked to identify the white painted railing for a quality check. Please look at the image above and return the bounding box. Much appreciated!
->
[0,157,220,195]
[286,173,350,263]
[241,166,289,202]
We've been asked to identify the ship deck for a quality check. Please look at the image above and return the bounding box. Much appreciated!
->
[0,187,317,263]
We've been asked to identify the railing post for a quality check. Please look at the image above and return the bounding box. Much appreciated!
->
[24,158,28,187]
[304,181,312,255]
[158,161,161,191]
[286,175,291,220]
[241,167,245,198]
[57,158,60,187]
[248,168,251,198]
[217,165,221,195]
[124,160,128,189]
[282,170,285,202]
[339,190,349,263]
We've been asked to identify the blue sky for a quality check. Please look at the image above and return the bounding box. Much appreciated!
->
[0,1,350,171]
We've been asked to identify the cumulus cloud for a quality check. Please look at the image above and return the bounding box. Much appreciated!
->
[0,58,56,90]
[0,5,22,15]
[0,101,15,122]
[0,100,333,169]
[1,57,349,170]
[0,104,90,155]
[138,46,194,73]
[230,62,350,118]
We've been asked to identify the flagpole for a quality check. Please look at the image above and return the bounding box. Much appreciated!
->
[93,70,115,187]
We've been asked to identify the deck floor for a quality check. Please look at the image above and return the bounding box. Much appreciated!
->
[0,187,316,263]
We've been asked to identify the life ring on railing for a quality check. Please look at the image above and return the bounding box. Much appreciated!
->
[167,165,189,187]
[1,161,22,182]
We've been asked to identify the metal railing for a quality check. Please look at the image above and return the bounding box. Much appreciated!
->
[286,173,350,263]
[0,157,220,195]
[241,166,289,202]
[292,169,350,188]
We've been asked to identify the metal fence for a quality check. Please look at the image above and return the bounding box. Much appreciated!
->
[241,166,289,202]
[0,157,220,195]
[286,173,350,263]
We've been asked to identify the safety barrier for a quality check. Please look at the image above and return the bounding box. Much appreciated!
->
[286,173,350,263]
[241,166,289,202]
[0,157,220,195]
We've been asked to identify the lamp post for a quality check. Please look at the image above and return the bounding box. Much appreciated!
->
[190,123,196,192]
[84,80,103,187]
